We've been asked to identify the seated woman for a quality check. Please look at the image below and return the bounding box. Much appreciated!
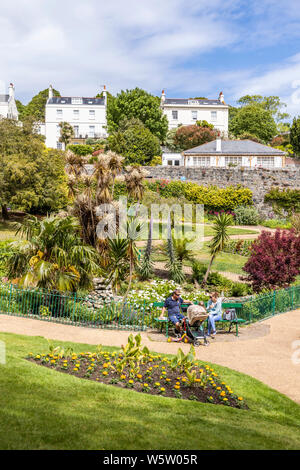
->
[206,292,223,338]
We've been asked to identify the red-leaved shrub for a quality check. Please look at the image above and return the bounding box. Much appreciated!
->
[243,229,300,292]
[174,125,219,150]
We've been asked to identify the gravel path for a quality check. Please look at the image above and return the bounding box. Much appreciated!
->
[1,311,299,403]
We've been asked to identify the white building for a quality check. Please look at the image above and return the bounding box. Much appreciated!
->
[182,138,286,168]
[0,83,19,120]
[160,90,228,136]
[45,85,107,149]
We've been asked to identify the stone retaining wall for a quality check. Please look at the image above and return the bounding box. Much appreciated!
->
[143,166,300,215]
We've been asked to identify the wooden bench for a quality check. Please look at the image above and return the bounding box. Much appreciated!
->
[216,302,246,337]
[154,301,246,338]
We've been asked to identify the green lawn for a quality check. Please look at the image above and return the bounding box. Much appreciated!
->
[0,331,300,450]
[138,222,257,241]
[0,221,20,241]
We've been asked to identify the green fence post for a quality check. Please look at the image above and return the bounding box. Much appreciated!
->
[272,290,276,316]
[292,286,295,310]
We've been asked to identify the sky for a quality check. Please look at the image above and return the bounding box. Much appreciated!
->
[1,0,300,118]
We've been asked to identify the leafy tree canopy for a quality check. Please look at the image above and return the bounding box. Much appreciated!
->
[290,116,300,155]
[106,87,168,142]
[237,95,289,123]
[229,104,277,143]
[107,118,161,165]
[0,119,68,216]
[17,88,60,122]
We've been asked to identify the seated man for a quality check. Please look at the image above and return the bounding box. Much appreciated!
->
[161,289,192,336]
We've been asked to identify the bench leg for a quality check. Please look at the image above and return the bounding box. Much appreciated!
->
[236,323,238,337]
[166,322,168,339]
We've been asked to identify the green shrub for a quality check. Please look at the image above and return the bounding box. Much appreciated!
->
[265,188,300,214]
[234,206,260,225]
[67,144,93,156]
[261,219,291,229]
[223,239,253,257]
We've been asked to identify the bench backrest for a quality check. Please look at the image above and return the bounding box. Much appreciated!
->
[153,301,243,310]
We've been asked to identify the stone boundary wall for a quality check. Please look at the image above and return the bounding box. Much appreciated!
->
[142,166,300,215]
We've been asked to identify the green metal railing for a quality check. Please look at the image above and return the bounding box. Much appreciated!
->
[0,283,151,331]
[0,282,299,331]
[240,285,300,322]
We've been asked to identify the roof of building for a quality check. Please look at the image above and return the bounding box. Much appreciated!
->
[47,97,105,106]
[164,98,226,106]
[183,139,286,156]
[0,94,9,103]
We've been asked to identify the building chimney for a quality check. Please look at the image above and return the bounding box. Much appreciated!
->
[216,137,222,152]
[48,85,53,99]
[8,83,15,98]
[161,89,166,105]
[219,91,225,104]
[102,85,107,106]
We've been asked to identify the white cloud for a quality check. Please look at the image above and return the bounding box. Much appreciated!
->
[0,0,300,120]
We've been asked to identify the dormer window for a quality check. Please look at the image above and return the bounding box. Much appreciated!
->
[72,97,82,105]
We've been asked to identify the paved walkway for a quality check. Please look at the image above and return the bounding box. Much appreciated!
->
[1,310,299,403]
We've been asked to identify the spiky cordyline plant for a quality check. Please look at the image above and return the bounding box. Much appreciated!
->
[139,215,154,281]
[201,212,233,287]
[165,214,185,284]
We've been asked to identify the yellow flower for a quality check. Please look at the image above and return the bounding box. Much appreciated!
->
[160,387,165,392]
[143,383,149,387]
[223,398,228,402]
[128,380,134,384]
[155,382,161,387]
[137,374,142,379]
[103,363,108,368]
[120,375,126,380]
[73,367,78,371]
[174,385,180,390]
[238,397,243,401]
[50,360,56,364]
[102,371,108,376]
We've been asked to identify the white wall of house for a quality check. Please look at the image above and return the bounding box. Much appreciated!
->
[0,84,18,120]
[162,152,184,166]
[0,102,9,118]
[45,87,107,149]
[163,106,228,135]
[161,92,229,136]
[185,155,284,168]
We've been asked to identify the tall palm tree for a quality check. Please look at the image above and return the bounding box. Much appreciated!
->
[201,213,233,287]
[8,215,100,291]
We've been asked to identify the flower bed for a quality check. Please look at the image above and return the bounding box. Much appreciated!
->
[27,335,247,409]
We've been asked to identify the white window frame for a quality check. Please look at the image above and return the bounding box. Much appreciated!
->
[225,156,243,167]
[89,109,95,120]
[211,111,217,121]
[72,97,83,105]
[89,125,95,138]
[73,125,79,137]
[172,110,178,120]
[191,110,197,121]
[257,157,275,168]
[73,109,79,120]
[56,109,63,120]
[193,156,211,167]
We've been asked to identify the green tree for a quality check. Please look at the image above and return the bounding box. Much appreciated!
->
[59,122,74,149]
[17,88,60,122]
[0,119,68,218]
[202,213,233,287]
[237,95,289,124]
[107,88,168,141]
[108,120,161,165]
[9,215,99,291]
[229,104,277,143]
[290,117,300,155]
